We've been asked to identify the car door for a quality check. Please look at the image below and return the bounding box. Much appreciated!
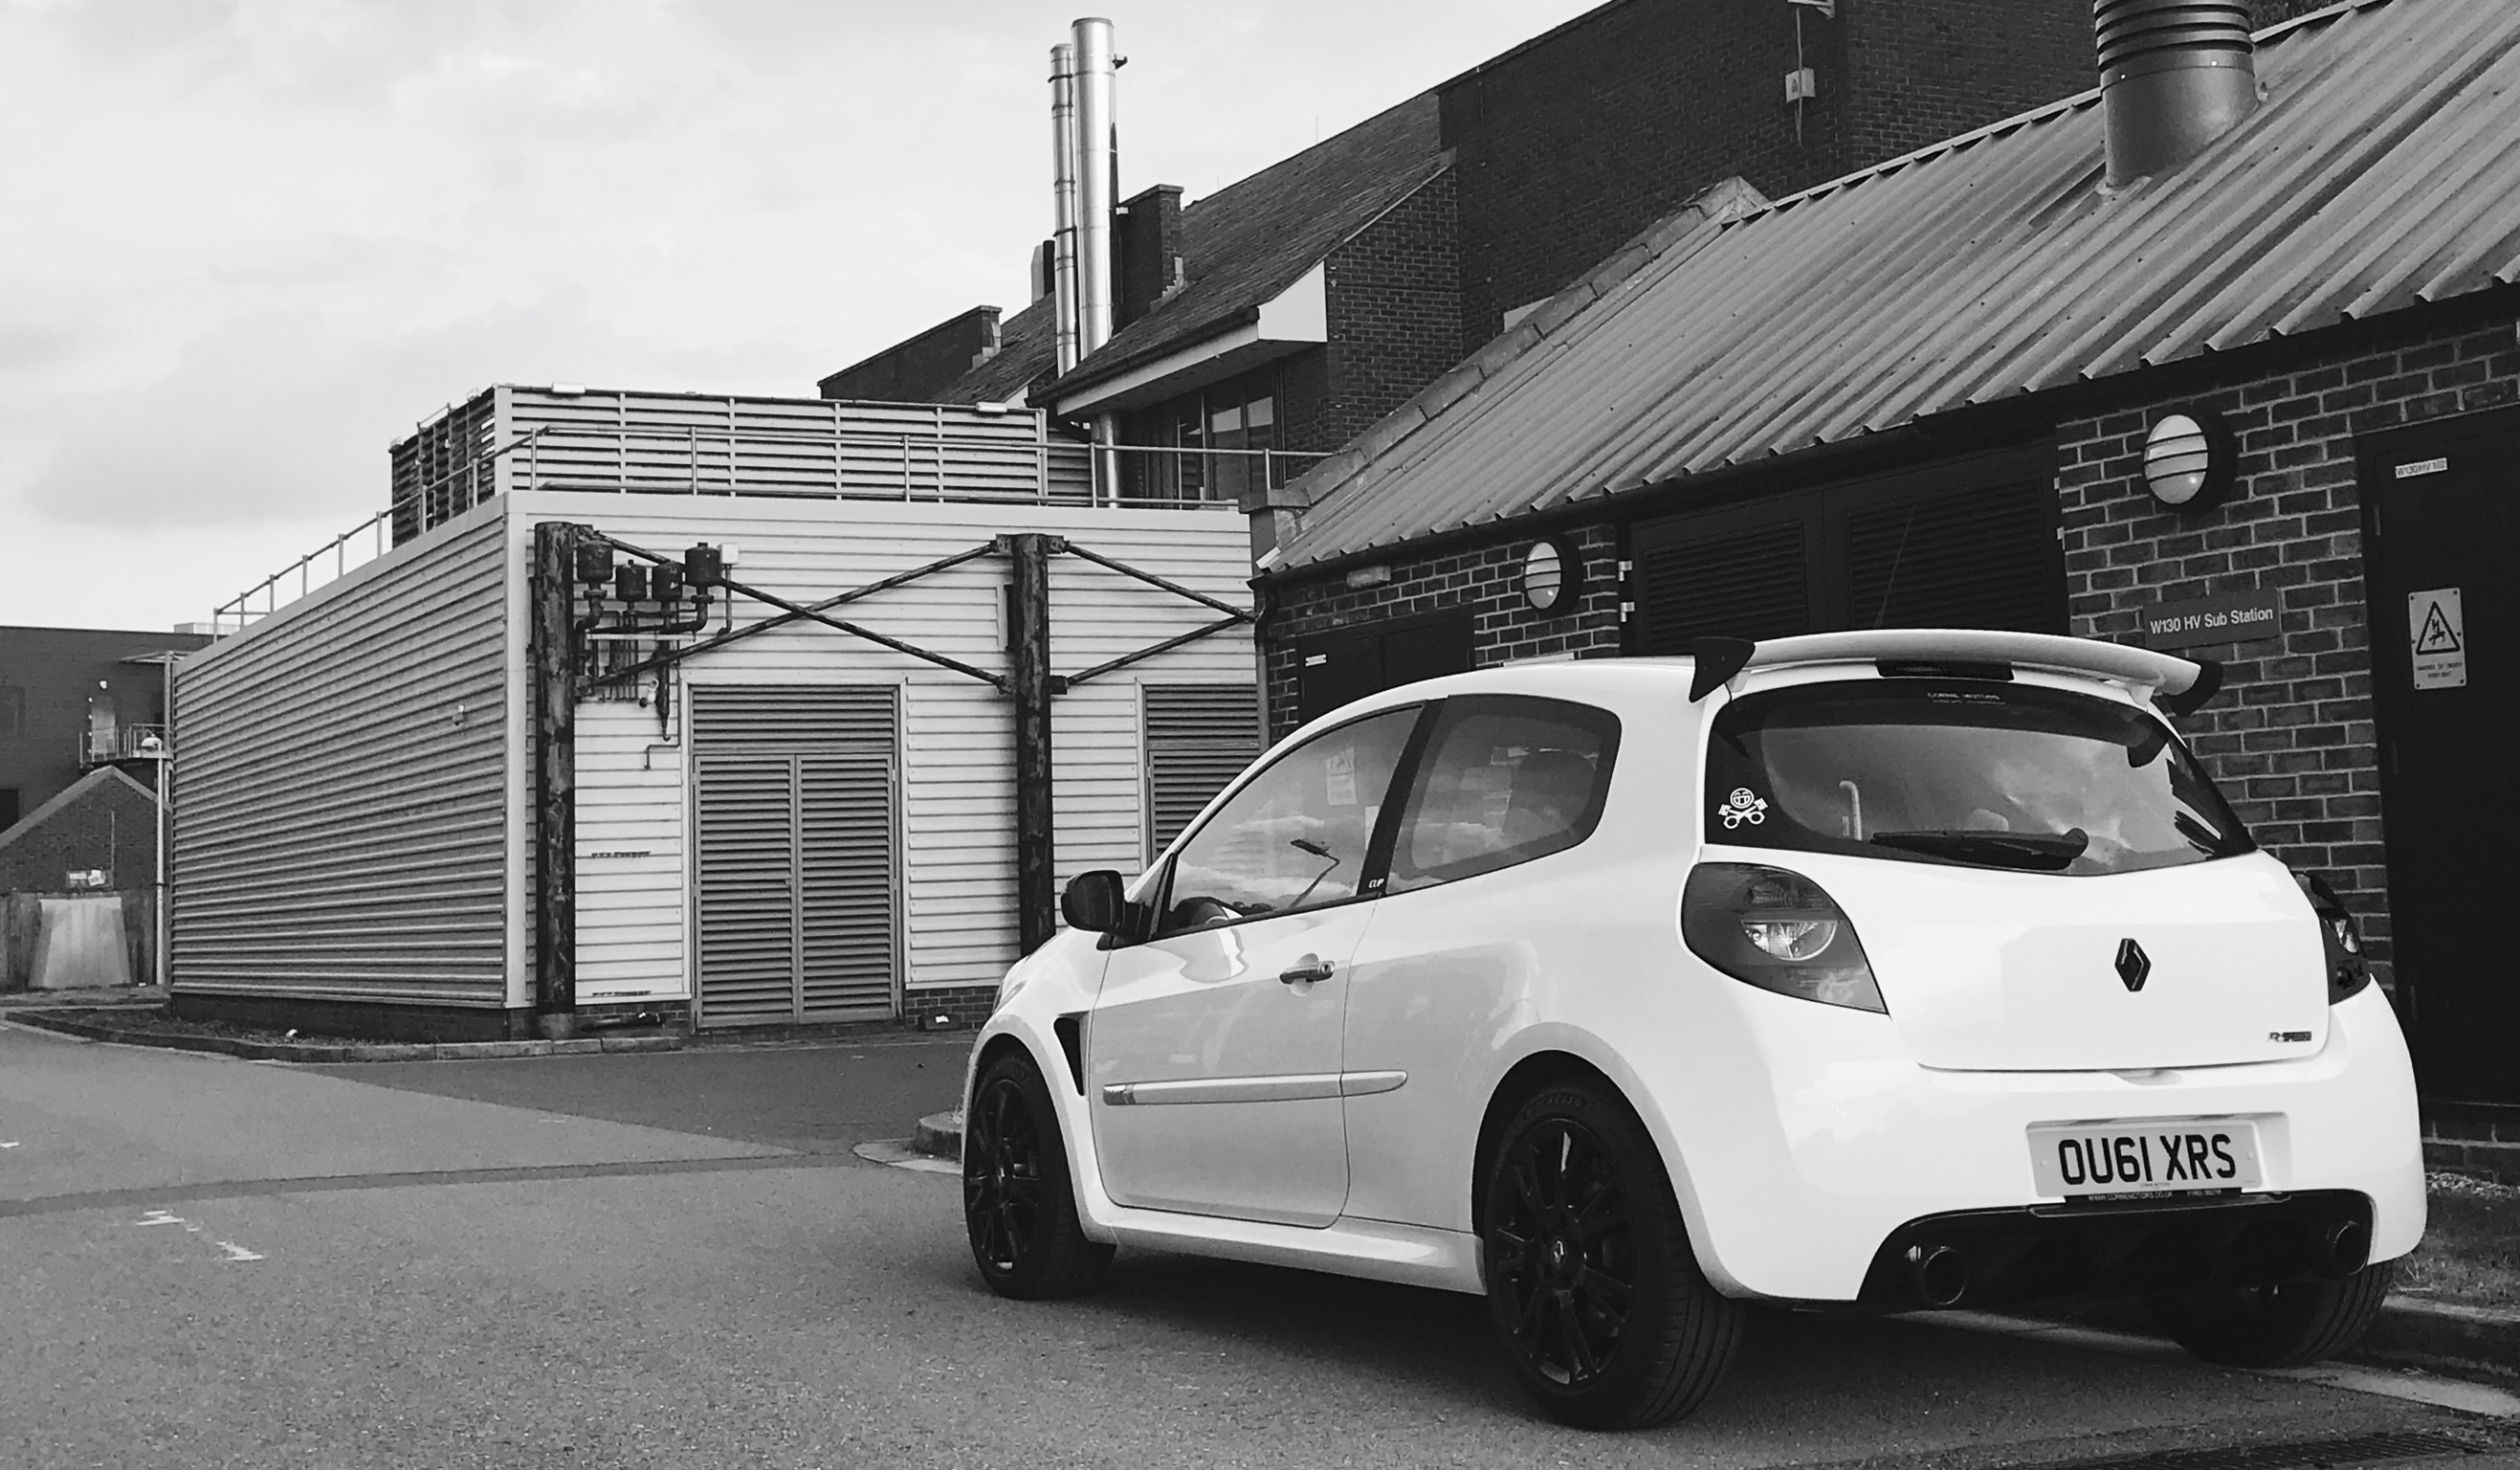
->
[1338,695,1625,1232]
[1090,704,1426,1227]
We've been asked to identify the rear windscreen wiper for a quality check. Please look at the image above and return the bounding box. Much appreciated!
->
[1868,827,2089,872]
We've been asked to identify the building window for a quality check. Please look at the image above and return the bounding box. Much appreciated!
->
[1121,366,1281,505]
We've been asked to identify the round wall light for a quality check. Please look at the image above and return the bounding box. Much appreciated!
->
[1520,536,1583,613]
[2143,408,2238,514]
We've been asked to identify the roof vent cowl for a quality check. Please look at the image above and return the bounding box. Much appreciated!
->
[2095,0,2258,187]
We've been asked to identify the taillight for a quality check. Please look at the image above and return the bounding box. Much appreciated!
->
[2295,871,2372,1005]
[1682,863,1887,1013]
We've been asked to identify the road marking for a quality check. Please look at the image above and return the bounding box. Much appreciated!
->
[1,1141,19,1147]
[134,1210,193,1229]
[852,1140,958,1174]
[1909,1310,2520,1416]
[215,1241,264,1262]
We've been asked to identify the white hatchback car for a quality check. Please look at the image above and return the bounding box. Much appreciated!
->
[961,630,2422,1430]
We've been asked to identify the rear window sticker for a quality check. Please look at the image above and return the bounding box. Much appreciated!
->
[1719,787,1769,829]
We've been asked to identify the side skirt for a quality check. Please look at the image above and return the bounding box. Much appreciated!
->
[1099,1206,1488,1296]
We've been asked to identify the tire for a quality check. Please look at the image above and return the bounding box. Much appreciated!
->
[2150,1260,2396,1369]
[962,1047,1115,1300]
[1482,1080,1744,1430]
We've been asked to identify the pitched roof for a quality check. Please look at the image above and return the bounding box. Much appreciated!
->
[935,295,1057,406]
[1035,93,1448,402]
[1273,0,2520,573]
[0,766,155,858]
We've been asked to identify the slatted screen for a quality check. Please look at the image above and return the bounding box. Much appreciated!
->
[1631,515,1813,655]
[1629,450,2062,650]
[692,686,898,1028]
[1844,482,2066,635]
[1143,684,1263,856]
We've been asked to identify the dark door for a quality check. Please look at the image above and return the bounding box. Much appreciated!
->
[1293,609,1473,725]
[2359,408,2520,1102]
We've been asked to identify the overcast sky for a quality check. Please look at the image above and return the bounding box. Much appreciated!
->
[0,0,1601,634]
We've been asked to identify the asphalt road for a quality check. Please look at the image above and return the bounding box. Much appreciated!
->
[5,1021,2517,1470]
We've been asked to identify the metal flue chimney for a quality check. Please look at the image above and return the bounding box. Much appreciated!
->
[1071,17,1119,357]
[1049,40,1082,374]
[2095,0,2258,187]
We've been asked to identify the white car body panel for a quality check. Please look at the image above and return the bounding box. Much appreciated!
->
[965,638,2425,1306]
[1090,903,1368,1225]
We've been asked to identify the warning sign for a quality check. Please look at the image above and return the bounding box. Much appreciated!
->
[2409,588,2466,690]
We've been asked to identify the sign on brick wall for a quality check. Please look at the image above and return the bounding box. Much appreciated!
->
[2139,590,2283,651]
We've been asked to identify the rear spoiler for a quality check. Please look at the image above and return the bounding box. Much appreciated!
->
[1685,631,2221,717]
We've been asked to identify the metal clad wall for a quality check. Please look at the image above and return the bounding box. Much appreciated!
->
[510,492,1253,995]
[172,509,510,1004]
[1143,685,1264,855]
[574,700,684,1002]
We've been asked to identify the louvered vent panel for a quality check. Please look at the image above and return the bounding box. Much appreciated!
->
[797,750,898,1020]
[1143,684,1262,854]
[694,754,799,1026]
[692,685,897,747]
[1845,483,2064,635]
[1631,519,1812,656]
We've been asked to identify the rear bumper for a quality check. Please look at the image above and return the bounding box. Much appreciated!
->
[1854,1190,2376,1311]
[1642,984,2423,1303]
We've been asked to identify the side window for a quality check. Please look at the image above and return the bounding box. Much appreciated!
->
[1386,696,1620,894]
[1156,706,1421,937]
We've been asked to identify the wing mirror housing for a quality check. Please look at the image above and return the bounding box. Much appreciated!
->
[1061,869,1128,935]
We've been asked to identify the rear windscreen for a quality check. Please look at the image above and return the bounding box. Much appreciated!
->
[1705,679,2253,876]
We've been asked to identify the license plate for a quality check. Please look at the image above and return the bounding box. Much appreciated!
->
[2026,1119,2263,1199]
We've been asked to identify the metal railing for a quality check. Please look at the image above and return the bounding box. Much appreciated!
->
[80,723,169,766]
[211,511,393,635]
[218,438,1317,634]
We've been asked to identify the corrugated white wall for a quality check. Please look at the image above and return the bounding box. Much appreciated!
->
[503,491,1254,1001]
[171,501,514,1007]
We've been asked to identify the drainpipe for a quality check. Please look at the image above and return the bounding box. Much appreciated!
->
[2095,0,2258,187]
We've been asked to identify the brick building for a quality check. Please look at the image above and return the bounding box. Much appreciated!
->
[1250,0,2520,1110]
[836,0,2102,507]
[0,625,206,835]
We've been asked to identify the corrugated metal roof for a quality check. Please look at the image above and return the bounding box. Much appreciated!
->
[1275,0,2520,572]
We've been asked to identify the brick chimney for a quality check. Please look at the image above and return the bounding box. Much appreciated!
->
[1116,184,1183,330]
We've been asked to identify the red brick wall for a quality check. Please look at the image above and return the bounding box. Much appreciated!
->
[2057,309,2520,983]
[1264,523,1624,739]
[1439,0,2094,345]
[0,770,161,895]
[1317,170,1464,454]
[1842,0,2098,170]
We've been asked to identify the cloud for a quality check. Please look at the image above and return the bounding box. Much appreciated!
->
[18,296,684,529]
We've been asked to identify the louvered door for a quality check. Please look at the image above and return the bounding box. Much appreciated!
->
[1628,446,2061,651]
[1142,684,1263,857]
[797,751,896,1018]
[692,687,898,1028]
[1631,504,1818,655]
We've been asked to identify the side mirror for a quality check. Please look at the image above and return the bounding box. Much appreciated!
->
[1060,869,1127,934]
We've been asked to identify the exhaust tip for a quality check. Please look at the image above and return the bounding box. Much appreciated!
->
[1907,1244,1971,1307]
[2325,1220,2371,1275]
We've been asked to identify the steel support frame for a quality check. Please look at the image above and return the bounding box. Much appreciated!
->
[561,526,1258,961]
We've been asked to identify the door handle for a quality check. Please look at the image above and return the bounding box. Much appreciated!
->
[1279,955,1336,985]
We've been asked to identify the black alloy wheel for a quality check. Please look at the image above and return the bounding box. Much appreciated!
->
[962,1047,1113,1300]
[1484,1080,1742,1430]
